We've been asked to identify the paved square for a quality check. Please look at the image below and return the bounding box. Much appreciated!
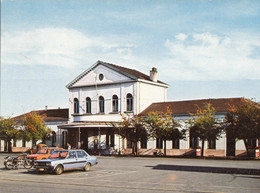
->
[0,155,259,193]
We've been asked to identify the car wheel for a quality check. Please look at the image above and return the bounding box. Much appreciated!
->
[55,165,63,175]
[84,163,90,171]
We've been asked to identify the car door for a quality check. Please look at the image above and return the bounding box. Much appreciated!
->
[76,150,88,168]
[63,151,77,170]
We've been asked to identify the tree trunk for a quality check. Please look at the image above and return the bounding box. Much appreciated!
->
[201,139,205,157]
[132,142,137,155]
[243,139,250,157]
[132,142,135,155]
[4,140,7,152]
[164,140,167,156]
[7,140,12,153]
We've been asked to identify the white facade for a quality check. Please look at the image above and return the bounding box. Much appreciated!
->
[63,61,168,153]
[67,61,168,121]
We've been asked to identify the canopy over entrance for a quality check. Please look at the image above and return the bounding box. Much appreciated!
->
[58,121,121,154]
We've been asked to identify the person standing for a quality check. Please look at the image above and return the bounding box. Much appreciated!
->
[67,143,71,149]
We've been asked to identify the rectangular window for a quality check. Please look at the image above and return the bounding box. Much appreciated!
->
[141,138,147,149]
[156,138,163,149]
[22,140,26,147]
[127,140,132,148]
[172,139,180,149]
[208,138,216,149]
[190,136,199,149]
[247,138,257,148]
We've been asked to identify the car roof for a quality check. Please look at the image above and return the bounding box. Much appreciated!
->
[55,149,85,152]
[41,147,64,150]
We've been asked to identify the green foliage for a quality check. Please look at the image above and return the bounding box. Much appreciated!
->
[0,117,19,152]
[188,103,222,157]
[145,108,182,141]
[145,107,185,156]
[22,112,51,146]
[119,114,148,154]
[225,99,260,156]
[189,104,221,141]
[0,117,19,141]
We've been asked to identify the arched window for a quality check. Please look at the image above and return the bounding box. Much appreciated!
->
[74,98,79,114]
[112,95,118,112]
[99,96,105,113]
[86,97,91,113]
[126,93,133,111]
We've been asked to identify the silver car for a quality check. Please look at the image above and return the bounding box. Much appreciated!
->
[34,149,98,175]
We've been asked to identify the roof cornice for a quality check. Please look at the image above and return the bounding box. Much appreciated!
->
[66,60,168,89]
[137,79,169,88]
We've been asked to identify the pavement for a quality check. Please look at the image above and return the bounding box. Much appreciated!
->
[0,155,259,193]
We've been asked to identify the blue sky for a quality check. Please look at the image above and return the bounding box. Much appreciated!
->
[1,0,260,117]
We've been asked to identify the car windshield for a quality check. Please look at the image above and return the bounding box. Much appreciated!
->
[37,148,48,154]
[49,151,68,159]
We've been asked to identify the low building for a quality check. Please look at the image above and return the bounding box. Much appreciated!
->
[0,108,69,152]
[139,98,259,157]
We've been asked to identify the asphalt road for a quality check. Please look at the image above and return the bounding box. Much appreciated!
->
[0,154,259,193]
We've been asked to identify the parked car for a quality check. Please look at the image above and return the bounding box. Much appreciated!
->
[34,149,98,175]
[27,147,64,161]
[27,144,48,154]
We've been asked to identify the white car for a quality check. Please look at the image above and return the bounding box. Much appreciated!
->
[34,149,98,175]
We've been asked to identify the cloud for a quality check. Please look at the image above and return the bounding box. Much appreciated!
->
[163,32,260,81]
[2,28,259,82]
[175,33,187,41]
[2,28,136,68]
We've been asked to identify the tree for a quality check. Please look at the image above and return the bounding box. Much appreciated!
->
[145,107,184,156]
[22,112,51,147]
[119,114,148,155]
[188,104,222,157]
[225,99,260,157]
[0,117,19,152]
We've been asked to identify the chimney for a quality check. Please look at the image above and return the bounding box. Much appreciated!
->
[150,67,158,82]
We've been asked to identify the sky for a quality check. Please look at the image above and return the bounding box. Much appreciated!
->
[1,0,260,117]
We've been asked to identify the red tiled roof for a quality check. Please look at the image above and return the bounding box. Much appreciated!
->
[12,108,69,122]
[139,98,248,116]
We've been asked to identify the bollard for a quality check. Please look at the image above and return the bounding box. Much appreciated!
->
[196,148,201,157]
[255,149,259,158]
